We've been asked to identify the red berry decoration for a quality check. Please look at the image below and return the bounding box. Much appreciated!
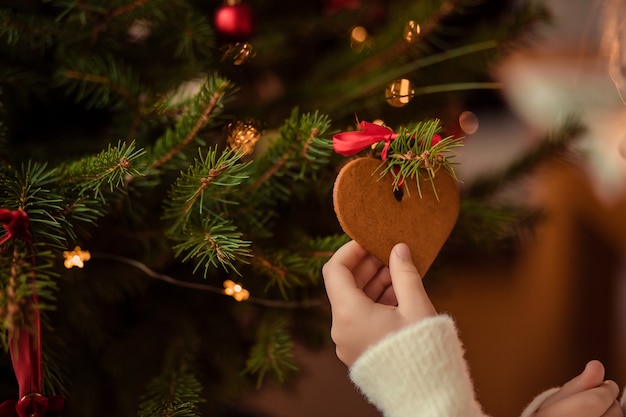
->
[214,0,254,42]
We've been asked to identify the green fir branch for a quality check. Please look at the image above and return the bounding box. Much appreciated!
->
[247,110,333,196]
[236,110,333,235]
[137,360,205,417]
[251,235,349,293]
[250,249,304,298]
[56,140,145,201]
[0,162,69,250]
[173,11,216,59]
[55,53,145,109]
[170,216,251,276]
[162,146,254,274]
[162,147,250,228]
[378,119,463,198]
[295,234,351,285]
[244,315,298,388]
[453,200,531,251]
[149,74,235,171]
[0,8,58,49]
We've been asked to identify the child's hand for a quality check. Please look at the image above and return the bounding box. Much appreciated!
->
[534,360,622,417]
[322,240,436,367]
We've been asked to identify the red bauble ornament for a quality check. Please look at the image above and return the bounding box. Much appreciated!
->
[214,1,254,42]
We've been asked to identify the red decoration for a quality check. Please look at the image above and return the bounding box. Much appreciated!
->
[214,1,254,42]
[0,208,64,417]
[0,209,31,244]
[333,121,398,160]
[333,121,442,160]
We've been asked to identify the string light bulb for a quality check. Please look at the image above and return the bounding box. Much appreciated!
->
[63,246,91,269]
[226,121,262,155]
[403,20,420,43]
[350,26,369,51]
[385,79,415,107]
[223,279,250,301]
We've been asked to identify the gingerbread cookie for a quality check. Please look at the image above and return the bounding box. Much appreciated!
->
[333,157,460,276]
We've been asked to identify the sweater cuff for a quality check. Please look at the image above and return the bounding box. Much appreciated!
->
[349,315,485,417]
[518,388,559,417]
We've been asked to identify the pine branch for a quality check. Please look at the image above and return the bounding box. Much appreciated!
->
[0,162,70,250]
[110,0,152,18]
[170,10,216,60]
[149,74,235,171]
[162,147,250,228]
[250,235,348,296]
[0,8,58,49]
[137,358,205,417]
[340,0,474,81]
[171,216,251,275]
[379,119,463,197]
[451,200,533,252]
[237,110,333,236]
[250,251,298,299]
[56,140,145,201]
[56,53,144,109]
[244,315,298,388]
[163,147,252,275]
[329,40,498,111]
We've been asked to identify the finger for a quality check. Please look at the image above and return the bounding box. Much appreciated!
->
[376,284,398,306]
[540,361,606,409]
[323,240,371,305]
[388,243,434,315]
[352,254,385,290]
[361,265,391,301]
[542,382,619,416]
[601,400,624,417]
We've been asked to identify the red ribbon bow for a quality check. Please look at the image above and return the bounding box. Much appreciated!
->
[0,209,64,417]
[0,209,31,245]
[0,394,64,417]
[333,121,398,160]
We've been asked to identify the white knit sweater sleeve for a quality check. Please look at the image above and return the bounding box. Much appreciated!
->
[349,314,488,417]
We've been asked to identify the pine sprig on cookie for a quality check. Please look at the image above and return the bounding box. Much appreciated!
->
[375,119,463,199]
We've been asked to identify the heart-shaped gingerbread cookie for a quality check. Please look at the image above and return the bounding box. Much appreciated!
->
[333,157,460,276]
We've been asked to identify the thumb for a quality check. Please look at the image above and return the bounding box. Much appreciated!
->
[389,243,435,317]
[539,360,606,410]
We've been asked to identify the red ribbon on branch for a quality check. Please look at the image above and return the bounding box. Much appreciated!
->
[0,209,64,417]
[332,120,443,160]
[332,121,398,160]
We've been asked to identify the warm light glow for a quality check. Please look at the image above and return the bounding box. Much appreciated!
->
[227,121,262,155]
[458,111,479,135]
[63,246,91,269]
[403,20,421,43]
[351,26,368,43]
[223,279,250,302]
[223,42,255,65]
[350,26,369,50]
[385,79,415,107]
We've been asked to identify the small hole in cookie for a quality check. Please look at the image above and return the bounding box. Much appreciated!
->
[393,188,403,202]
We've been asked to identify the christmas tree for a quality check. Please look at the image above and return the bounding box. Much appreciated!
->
[0,0,556,416]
